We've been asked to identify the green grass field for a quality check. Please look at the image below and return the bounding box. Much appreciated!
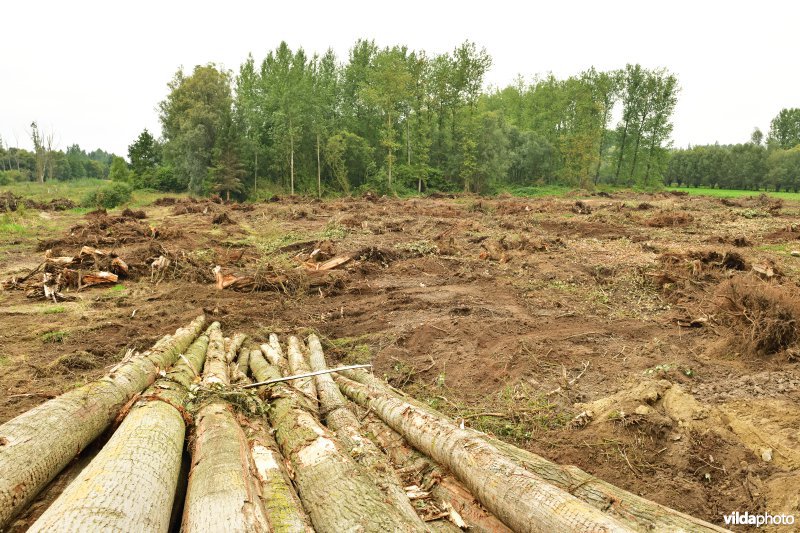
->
[3,179,800,205]
[0,179,186,208]
[666,186,800,200]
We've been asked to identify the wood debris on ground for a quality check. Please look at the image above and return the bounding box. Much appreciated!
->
[0,318,730,533]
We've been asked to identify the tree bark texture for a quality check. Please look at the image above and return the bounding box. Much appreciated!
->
[339,369,725,533]
[239,400,313,533]
[334,374,633,533]
[306,335,426,529]
[182,402,270,532]
[249,350,424,532]
[183,325,269,532]
[0,315,206,529]
[361,412,511,533]
[287,336,318,413]
[202,322,227,386]
[28,329,210,533]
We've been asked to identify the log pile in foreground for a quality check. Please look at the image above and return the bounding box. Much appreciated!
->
[1,322,730,533]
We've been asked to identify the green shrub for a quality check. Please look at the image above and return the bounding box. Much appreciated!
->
[0,170,27,185]
[81,182,133,208]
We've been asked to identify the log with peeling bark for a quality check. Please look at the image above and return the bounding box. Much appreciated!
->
[360,412,511,533]
[225,332,248,364]
[182,326,270,532]
[232,340,258,383]
[261,337,288,372]
[200,322,227,386]
[249,349,426,533]
[287,336,318,412]
[334,374,633,533]
[306,335,427,529]
[28,328,211,532]
[339,369,727,533]
[238,377,313,533]
[0,315,206,529]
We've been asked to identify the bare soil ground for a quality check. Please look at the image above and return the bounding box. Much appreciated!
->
[2,191,799,530]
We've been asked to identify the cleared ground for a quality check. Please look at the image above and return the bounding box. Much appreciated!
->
[1,189,799,530]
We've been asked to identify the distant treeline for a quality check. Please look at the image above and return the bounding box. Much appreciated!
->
[126,40,680,198]
[0,124,117,185]
[667,109,800,192]
[3,41,797,196]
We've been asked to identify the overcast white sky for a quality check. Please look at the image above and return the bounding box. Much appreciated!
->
[2,0,797,157]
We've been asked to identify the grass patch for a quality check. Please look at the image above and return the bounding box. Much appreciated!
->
[416,382,571,444]
[108,284,126,292]
[667,186,800,200]
[324,335,373,364]
[41,330,70,343]
[395,240,438,256]
[0,354,9,366]
[319,221,348,240]
[41,305,67,314]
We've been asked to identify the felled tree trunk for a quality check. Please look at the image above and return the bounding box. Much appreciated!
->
[486,437,728,532]
[232,340,258,383]
[182,324,270,533]
[361,412,511,533]
[239,384,313,533]
[334,375,632,533]
[201,322,227,386]
[225,332,248,363]
[249,350,425,533]
[339,369,725,533]
[287,336,317,412]
[29,329,210,532]
[0,315,205,529]
[306,335,426,529]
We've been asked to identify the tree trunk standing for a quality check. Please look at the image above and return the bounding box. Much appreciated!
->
[337,370,724,533]
[29,331,210,533]
[306,335,427,529]
[387,110,393,190]
[290,128,295,195]
[249,351,422,533]
[407,117,412,166]
[254,151,258,194]
[240,381,313,533]
[287,336,317,413]
[0,316,206,529]
[595,102,613,184]
[628,108,651,185]
[317,133,322,198]
[614,120,629,181]
[183,326,270,532]
[334,375,633,533]
[644,113,664,184]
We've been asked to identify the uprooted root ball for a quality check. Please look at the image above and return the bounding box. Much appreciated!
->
[716,276,800,357]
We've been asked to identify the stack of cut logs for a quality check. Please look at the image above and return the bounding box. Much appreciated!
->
[0,317,729,532]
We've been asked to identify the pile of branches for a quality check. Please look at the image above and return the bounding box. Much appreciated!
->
[37,210,179,251]
[0,191,75,212]
[2,246,128,301]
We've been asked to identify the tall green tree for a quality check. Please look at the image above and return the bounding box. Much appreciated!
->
[159,64,233,194]
[767,108,800,149]
[360,46,413,190]
[127,129,161,185]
